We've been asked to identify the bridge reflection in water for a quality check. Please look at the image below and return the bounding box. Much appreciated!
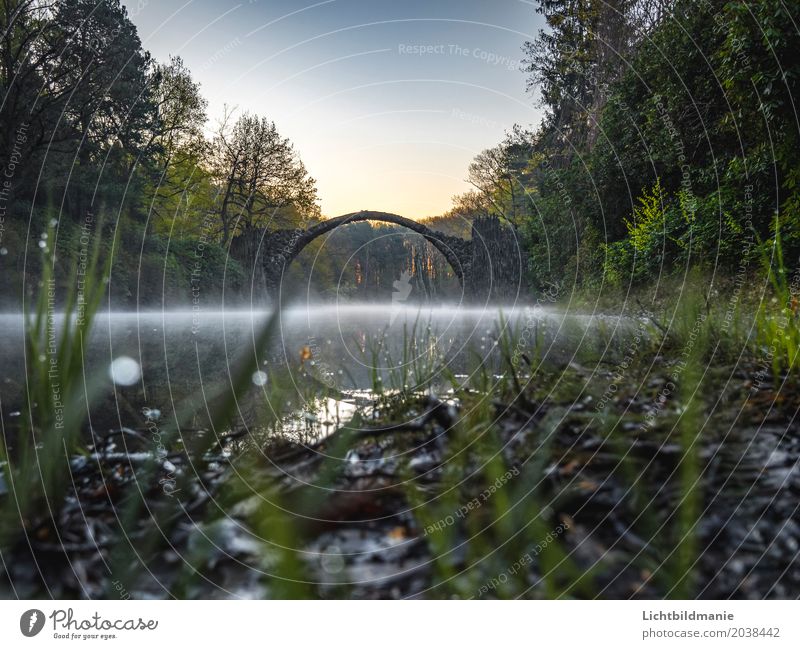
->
[230,211,524,301]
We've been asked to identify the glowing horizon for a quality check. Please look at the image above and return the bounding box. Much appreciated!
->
[125,0,544,219]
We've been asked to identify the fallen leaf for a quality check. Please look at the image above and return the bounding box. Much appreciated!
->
[559,459,582,476]
[387,526,406,541]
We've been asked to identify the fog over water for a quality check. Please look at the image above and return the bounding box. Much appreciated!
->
[0,304,633,437]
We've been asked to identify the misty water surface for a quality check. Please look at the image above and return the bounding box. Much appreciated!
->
[0,304,634,437]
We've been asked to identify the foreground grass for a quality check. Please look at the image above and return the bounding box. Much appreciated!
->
[1,249,798,598]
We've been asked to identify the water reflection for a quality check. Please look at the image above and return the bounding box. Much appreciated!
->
[0,304,635,440]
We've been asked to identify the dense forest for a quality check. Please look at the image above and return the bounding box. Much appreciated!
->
[0,0,470,307]
[2,0,798,306]
[467,0,799,295]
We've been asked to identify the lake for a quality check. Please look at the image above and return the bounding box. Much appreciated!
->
[0,304,635,440]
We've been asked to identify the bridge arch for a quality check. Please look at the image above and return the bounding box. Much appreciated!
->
[233,211,521,300]
[300,211,469,279]
[262,211,473,292]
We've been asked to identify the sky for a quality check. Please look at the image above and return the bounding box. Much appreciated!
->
[124,0,545,219]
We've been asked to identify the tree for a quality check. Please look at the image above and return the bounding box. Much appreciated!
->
[434,191,489,236]
[522,0,655,151]
[146,56,207,170]
[143,56,209,227]
[718,0,800,251]
[211,111,318,244]
[47,0,153,166]
[23,0,155,219]
[523,0,599,147]
[1,1,66,199]
[467,127,535,228]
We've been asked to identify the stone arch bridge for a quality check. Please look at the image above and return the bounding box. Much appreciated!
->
[230,210,522,300]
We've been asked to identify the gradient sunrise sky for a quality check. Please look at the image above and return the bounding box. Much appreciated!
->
[124,0,545,219]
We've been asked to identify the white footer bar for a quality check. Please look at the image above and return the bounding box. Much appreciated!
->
[1,600,797,648]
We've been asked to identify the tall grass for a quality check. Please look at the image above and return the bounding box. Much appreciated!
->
[756,219,800,374]
[0,218,110,551]
[3,240,793,599]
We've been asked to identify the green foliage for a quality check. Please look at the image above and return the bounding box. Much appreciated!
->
[755,219,800,374]
[625,179,668,255]
[0,218,110,550]
[498,0,800,291]
[604,180,673,283]
[0,0,321,307]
